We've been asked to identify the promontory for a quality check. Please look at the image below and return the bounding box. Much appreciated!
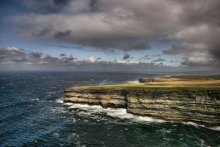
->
[64,75,220,126]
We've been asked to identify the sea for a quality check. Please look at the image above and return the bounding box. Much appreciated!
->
[0,71,219,146]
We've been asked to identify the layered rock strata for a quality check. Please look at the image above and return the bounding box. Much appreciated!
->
[64,87,220,125]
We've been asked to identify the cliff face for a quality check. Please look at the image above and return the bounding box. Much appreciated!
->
[64,87,220,125]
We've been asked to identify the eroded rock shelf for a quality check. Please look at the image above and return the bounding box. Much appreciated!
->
[64,86,220,126]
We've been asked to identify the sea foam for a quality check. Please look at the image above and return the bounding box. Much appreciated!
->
[55,98,64,104]
[67,103,220,131]
[68,103,165,123]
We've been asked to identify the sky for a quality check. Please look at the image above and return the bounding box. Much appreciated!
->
[0,0,220,72]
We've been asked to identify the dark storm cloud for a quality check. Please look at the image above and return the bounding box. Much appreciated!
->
[5,0,220,67]
[0,47,77,65]
[162,0,220,66]
[96,57,101,61]
[181,57,218,67]
[9,0,177,50]
[59,53,66,57]
[163,42,220,66]
[22,0,70,10]
[123,53,130,60]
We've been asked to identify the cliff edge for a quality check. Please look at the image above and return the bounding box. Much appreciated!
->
[64,76,220,126]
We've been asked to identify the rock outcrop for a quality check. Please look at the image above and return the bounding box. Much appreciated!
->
[64,86,220,126]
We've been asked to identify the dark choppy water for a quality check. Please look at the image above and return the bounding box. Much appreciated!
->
[0,71,219,146]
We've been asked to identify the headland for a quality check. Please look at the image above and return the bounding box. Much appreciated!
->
[64,75,220,126]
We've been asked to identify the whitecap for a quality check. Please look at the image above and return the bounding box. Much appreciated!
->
[182,121,205,128]
[63,102,74,106]
[65,103,219,129]
[104,108,134,119]
[67,103,166,123]
[182,121,220,132]
[209,126,220,131]
[55,98,64,104]
[69,104,102,110]
[31,97,40,102]
[134,116,166,123]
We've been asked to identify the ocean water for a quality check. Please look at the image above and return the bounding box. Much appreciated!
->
[0,71,219,146]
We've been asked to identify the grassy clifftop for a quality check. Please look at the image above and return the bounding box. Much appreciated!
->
[138,75,220,86]
[65,75,220,92]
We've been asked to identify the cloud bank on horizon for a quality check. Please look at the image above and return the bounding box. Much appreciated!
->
[0,47,172,72]
[1,0,220,71]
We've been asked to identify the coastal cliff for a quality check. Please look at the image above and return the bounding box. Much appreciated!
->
[64,86,220,126]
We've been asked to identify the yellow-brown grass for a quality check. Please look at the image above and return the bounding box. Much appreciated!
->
[145,80,220,86]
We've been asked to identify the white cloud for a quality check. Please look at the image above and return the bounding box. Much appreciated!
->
[88,56,98,62]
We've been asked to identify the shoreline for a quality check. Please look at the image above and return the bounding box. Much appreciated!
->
[64,75,220,126]
[62,102,220,131]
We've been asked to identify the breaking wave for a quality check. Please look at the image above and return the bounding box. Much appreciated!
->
[67,103,220,131]
[55,98,64,104]
[68,103,165,123]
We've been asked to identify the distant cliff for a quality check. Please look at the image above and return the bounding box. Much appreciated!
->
[64,86,220,126]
